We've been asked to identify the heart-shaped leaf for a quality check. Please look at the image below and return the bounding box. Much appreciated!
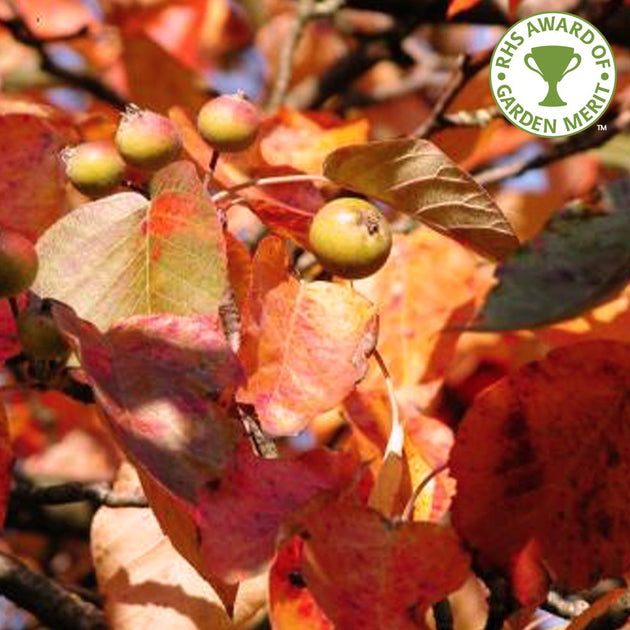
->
[324,138,518,260]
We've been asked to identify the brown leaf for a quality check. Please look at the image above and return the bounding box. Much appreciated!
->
[324,139,519,260]
[451,340,630,592]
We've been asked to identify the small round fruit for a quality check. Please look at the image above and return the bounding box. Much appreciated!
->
[115,107,182,170]
[17,309,70,361]
[308,198,392,279]
[197,93,261,152]
[0,230,38,298]
[64,141,125,196]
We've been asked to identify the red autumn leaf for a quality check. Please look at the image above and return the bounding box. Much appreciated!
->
[91,462,266,629]
[52,304,243,500]
[269,538,333,630]
[451,340,630,592]
[294,495,470,630]
[0,113,68,240]
[237,279,378,435]
[195,442,357,582]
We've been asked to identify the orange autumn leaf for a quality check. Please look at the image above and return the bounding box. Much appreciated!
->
[295,494,470,630]
[260,108,369,175]
[269,538,333,630]
[451,340,630,592]
[5,0,95,38]
[355,229,482,388]
[238,280,378,436]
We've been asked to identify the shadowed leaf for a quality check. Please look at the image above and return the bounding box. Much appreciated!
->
[451,340,630,591]
[472,180,630,331]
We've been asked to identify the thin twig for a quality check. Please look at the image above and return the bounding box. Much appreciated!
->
[413,48,493,138]
[237,403,278,459]
[0,550,107,630]
[400,463,448,522]
[1,9,126,110]
[267,0,345,111]
[581,589,630,630]
[211,173,331,204]
[475,106,629,185]
[13,480,148,508]
[433,599,454,630]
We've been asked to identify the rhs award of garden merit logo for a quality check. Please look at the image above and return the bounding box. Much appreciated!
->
[490,12,616,138]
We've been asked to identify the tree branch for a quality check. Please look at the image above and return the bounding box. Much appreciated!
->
[474,106,630,185]
[0,550,107,630]
[1,9,127,110]
[582,589,630,630]
[413,48,493,138]
[13,479,148,508]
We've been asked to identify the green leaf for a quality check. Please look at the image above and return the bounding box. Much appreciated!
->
[472,179,630,331]
[323,138,518,260]
[34,164,228,330]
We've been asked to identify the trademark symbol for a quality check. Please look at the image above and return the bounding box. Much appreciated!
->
[598,124,607,131]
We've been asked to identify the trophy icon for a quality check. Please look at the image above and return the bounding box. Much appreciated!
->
[524,46,581,106]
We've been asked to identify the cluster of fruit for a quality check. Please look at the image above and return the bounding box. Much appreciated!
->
[0,93,393,362]
[64,93,263,196]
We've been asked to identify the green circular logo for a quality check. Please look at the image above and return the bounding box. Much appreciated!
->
[490,12,616,138]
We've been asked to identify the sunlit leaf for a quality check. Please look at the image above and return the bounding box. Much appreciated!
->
[35,162,228,331]
[238,280,378,435]
[451,340,630,591]
[324,139,519,260]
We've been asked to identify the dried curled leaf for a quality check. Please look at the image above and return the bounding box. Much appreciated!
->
[324,139,518,260]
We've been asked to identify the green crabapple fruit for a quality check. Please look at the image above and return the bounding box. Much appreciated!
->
[0,230,38,298]
[308,198,392,279]
[196,93,261,153]
[115,106,182,170]
[64,141,126,196]
[17,306,70,361]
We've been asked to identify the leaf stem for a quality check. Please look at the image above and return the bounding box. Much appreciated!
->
[203,149,221,191]
[373,348,402,457]
[211,173,331,204]
[400,463,448,522]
